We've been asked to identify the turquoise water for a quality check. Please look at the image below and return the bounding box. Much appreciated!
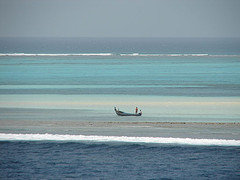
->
[0,54,240,123]
[0,55,239,96]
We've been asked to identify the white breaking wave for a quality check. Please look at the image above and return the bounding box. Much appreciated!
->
[120,53,240,57]
[0,53,239,57]
[120,53,210,57]
[0,133,239,146]
[0,53,113,57]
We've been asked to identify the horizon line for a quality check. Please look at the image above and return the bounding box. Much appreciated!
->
[1,36,240,39]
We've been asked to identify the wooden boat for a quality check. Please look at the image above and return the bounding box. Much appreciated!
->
[114,107,142,116]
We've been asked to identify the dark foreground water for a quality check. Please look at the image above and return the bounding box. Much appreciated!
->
[0,141,239,180]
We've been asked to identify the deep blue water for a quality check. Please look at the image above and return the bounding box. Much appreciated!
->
[0,142,240,179]
[1,37,240,55]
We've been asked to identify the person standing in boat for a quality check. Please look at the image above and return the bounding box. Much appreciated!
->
[135,107,138,114]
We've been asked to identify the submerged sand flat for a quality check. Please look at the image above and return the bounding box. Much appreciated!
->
[1,95,240,120]
[1,95,239,140]
[1,120,239,140]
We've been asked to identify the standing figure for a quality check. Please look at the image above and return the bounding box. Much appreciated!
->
[135,107,138,114]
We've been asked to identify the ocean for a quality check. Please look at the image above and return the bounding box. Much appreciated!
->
[0,37,240,179]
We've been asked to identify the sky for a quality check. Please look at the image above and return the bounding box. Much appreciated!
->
[0,0,240,38]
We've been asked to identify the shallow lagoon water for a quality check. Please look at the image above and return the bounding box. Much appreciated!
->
[0,53,240,140]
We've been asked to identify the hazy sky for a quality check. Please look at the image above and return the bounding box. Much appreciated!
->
[0,0,240,38]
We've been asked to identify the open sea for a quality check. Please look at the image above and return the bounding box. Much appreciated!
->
[0,38,240,179]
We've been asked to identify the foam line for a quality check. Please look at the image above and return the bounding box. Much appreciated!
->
[0,53,113,56]
[119,53,239,57]
[0,133,239,146]
[0,53,239,57]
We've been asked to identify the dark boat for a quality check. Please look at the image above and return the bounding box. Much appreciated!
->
[114,107,142,116]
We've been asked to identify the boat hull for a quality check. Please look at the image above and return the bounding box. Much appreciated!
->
[114,108,142,116]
